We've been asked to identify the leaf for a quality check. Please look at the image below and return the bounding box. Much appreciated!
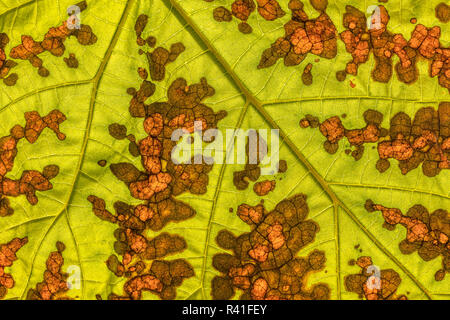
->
[0,0,448,300]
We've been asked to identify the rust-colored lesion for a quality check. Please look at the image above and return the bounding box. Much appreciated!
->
[345,256,408,300]
[0,110,66,217]
[0,33,18,86]
[27,242,72,300]
[0,237,28,299]
[255,0,285,21]
[258,0,337,70]
[133,14,185,82]
[211,194,330,300]
[339,5,449,92]
[212,0,285,34]
[366,201,449,282]
[300,102,450,177]
[253,180,276,196]
[9,1,96,78]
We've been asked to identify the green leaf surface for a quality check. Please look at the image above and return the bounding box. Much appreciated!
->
[0,0,448,300]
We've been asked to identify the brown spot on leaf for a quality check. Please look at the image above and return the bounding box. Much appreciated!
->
[64,53,78,68]
[302,104,450,176]
[213,6,233,22]
[97,160,107,167]
[301,63,313,86]
[238,22,253,34]
[108,123,128,140]
[26,242,71,300]
[10,4,95,77]
[258,1,337,69]
[0,111,65,217]
[256,0,285,21]
[3,73,18,86]
[278,160,288,173]
[368,202,449,281]
[253,180,276,196]
[345,256,407,300]
[146,43,185,81]
[214,0,285,34]
[309,0,328,12]
[135,14,149,46]
[212,194,330,300]
[336,70,346,82]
